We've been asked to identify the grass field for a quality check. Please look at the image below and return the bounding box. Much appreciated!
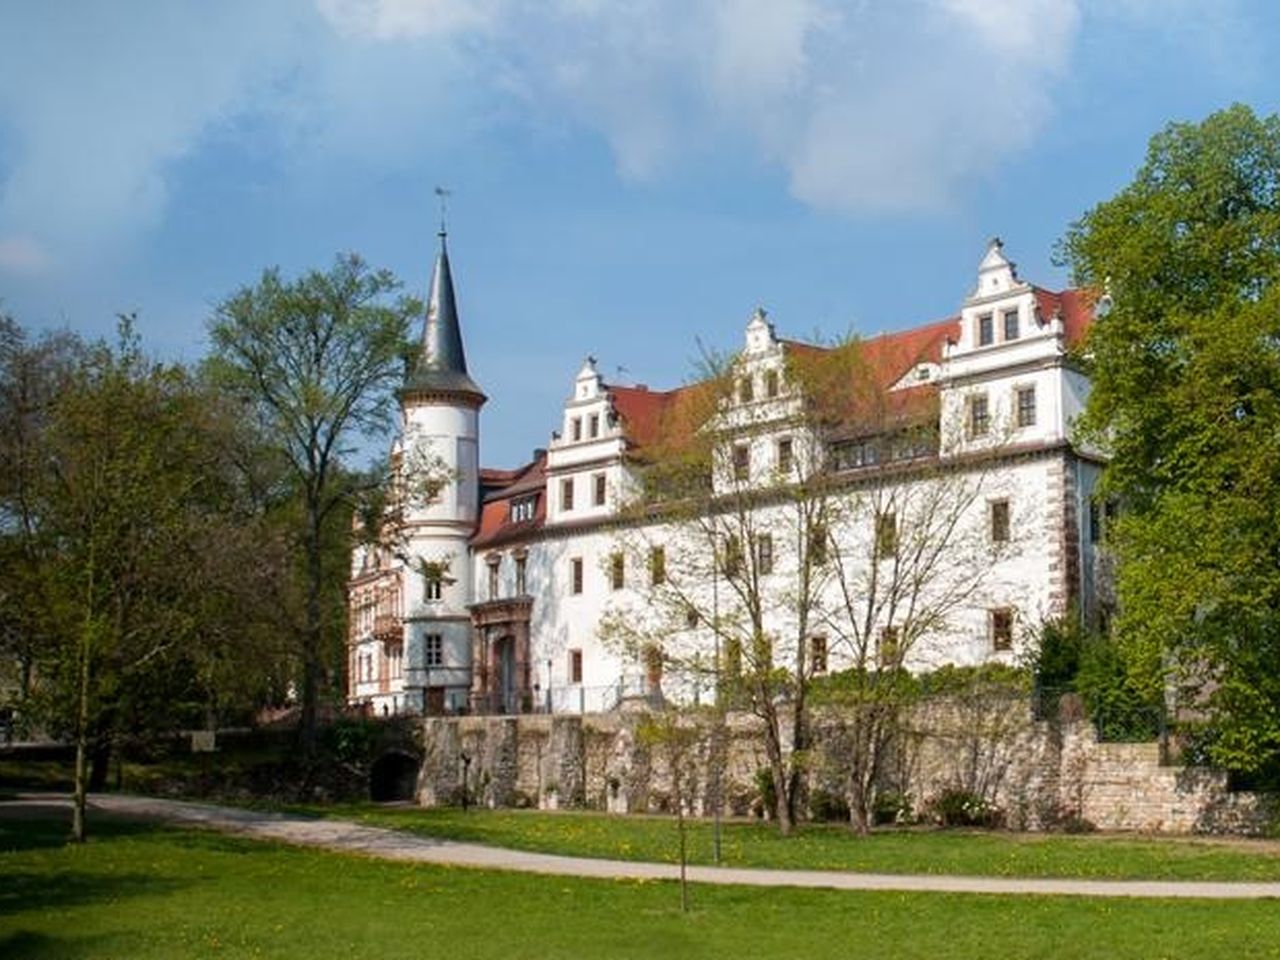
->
[3,804,1280,960]
[304,804,1280,882]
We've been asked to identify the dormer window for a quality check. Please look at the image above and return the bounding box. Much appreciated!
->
[1003,308,1020,341]
[571,417,582,442]
[739,376,754,403]
[978,314,994,347]
[510,495,537,524]
[589,414,600,438]
[765,369,779,398]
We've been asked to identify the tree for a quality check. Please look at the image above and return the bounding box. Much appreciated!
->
[207,255,418,756]
[1059,104,1280,777]
[0,316,83,718]
[602,329,996,835]
[30,321,280,840]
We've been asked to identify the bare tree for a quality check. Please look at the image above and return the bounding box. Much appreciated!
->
[603,326,1011,836]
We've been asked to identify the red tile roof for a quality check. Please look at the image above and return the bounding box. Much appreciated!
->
[472,454,547,548]
[1033,287,1095,347]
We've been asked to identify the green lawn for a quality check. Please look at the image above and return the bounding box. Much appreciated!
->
[304,804,1280,882]
[2,805,1280,960]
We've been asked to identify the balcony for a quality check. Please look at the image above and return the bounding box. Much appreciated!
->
[373,614,402,642]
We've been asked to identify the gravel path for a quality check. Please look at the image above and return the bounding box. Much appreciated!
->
[10,793,1280,900]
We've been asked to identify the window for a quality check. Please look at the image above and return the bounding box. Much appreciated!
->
[810,635,828,674]
[991,608,1014,651]
[969,394,990,438]
[808,521,828,566]
[424,572,443,602]
[570,557,583,595]
[571,417,582,442]
[875,511,897,559]
[878,626,900,666]
[831,439,878,470]
[569,648,583,684]
[733,443,750,481]
[487,558,500,600]
[650,546,666,586]
[424,633,443,668]
[1003,308,1019,341]
[515,555,527,594]
[978,313,994,346]
[756,534,773,575]
[723,535,742,578]
[511,495,537,523]
[561,478,574,511]
[593,472,607,507]
[589,413,600,438]
[765,369,780,398]
[610,552,625,590]
[739,376,754,403]
[1089,499,1101,543]
[1016,386,1037,428]
[990,499,1010,544]
[777,437,793,475]
[684,606,699,628]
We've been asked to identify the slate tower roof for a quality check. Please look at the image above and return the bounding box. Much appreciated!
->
[402,230,486,403]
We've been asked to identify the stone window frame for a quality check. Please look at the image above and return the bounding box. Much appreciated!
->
[990,498,1010,544]
[424,633,444,668]
[1015,384,1037,428]
[990,608,1015,652]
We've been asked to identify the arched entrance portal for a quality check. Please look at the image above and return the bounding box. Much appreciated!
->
[469,596,534,714]
[370,750,420,802]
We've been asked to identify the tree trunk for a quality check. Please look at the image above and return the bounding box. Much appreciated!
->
[760,704,793,836]
[299,500,324,760]
[71,616,92,843]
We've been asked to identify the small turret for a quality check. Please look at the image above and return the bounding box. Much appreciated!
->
[402,230,485,404]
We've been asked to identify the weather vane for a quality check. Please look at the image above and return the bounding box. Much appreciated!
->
[434,185,451,237]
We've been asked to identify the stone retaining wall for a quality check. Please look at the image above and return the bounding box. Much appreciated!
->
[415,703,1276,835]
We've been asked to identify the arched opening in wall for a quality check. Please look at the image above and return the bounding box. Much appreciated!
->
[370,750,420,803]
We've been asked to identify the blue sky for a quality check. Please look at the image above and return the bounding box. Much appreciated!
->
[0,0,1276,467]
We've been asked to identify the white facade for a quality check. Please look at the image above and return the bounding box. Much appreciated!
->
[348,238,1108,716]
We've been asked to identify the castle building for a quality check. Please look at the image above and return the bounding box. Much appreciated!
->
[347,233,1108,716]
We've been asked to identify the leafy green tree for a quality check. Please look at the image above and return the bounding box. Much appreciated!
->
[28,321,281,840]
[0,316,83,718]
[1060,104,1280,776]
[207,255,418,756]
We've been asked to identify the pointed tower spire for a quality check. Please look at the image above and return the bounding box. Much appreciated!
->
[403,227,485,403]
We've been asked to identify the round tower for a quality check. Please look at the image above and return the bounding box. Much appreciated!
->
[398,228,485,714]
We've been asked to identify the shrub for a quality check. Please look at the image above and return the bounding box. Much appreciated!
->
[872,789,914,826]
[808,787,850,823]
[754,768,777,819]
[927,788,1003,828]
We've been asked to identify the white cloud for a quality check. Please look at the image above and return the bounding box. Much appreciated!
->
[9,0,1251,268]
[316,0,499,38]
[0,1,305,259]
[0,234,50,274]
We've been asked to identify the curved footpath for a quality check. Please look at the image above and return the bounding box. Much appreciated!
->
[9,792,1280,900]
